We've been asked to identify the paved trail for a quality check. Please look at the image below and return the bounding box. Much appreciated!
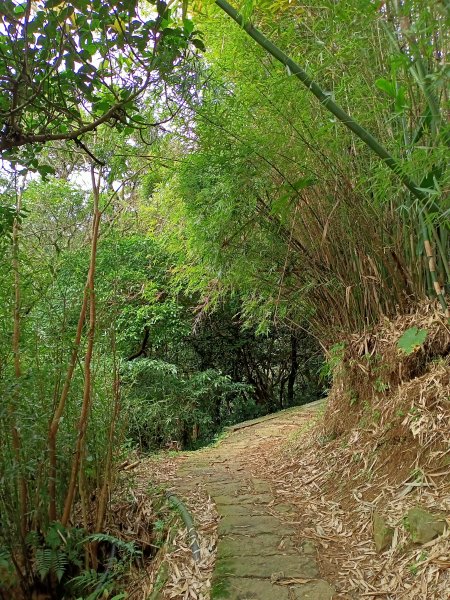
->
[172,403,335,600]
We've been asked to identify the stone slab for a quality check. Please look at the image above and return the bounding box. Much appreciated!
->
[216,503,266,518]
[290,579,335,599]
[218,515,293,536]
[207,482,248,495]
[215,554,318,579]
[272,503,294,514]
[212,576,291,600]
[218,533,296,557]
[252,480,271,493]
[213,493,273,506]
[212,576,333,600]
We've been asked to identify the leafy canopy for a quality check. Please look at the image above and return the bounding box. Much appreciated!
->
[0,0,202,167]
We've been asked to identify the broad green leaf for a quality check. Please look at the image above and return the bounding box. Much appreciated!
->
[191,38,206,52]
[394,85,408,113]
[375,78,396,98]
[397,327,428,355]
[183,18,195,35]
[37,164,56,179]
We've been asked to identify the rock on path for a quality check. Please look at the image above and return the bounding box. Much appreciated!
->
[171,403,335,600]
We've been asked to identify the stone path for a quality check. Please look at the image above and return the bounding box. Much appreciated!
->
[172,403,335,600]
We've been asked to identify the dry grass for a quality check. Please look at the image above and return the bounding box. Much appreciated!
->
[123,453,219,600]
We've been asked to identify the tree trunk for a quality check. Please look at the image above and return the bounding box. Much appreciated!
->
[48,288,89,521]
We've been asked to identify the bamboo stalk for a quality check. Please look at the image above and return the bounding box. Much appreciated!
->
[61,166,102,527]
[422,221,449,318]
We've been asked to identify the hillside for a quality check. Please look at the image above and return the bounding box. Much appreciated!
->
[127,306,449,599]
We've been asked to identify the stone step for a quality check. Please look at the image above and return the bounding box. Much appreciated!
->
[218,515,293,536]
[215,553,319,579]
[218,533,297,557]
[212,576,334,600]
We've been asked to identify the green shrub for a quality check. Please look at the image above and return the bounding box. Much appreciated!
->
[122,359,254,449]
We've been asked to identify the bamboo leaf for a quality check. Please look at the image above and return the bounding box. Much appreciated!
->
[375,78,396,98]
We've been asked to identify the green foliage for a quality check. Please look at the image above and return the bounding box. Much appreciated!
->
[0,179,28,249]
[21,525,139,598]
[0,168,129,596]
[319,343,346,383]
[68,534,139,599]
[0,547,16,589]
[123,359,254,449]
[375,78,408,114]
[85,533,141,561]
[373,378,389,393]
[26,524,84,583]
[0,0,202,165]
[348,390,359,407]
[151,0,449,335]
[0,203,19,245]
[397,327,428,355]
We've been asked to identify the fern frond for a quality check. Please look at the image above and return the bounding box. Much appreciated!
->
[70,568,102,593]
[85,533,140,557]
[26,530,40,548]
[54,550,68,582]
[35,547,53,580]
